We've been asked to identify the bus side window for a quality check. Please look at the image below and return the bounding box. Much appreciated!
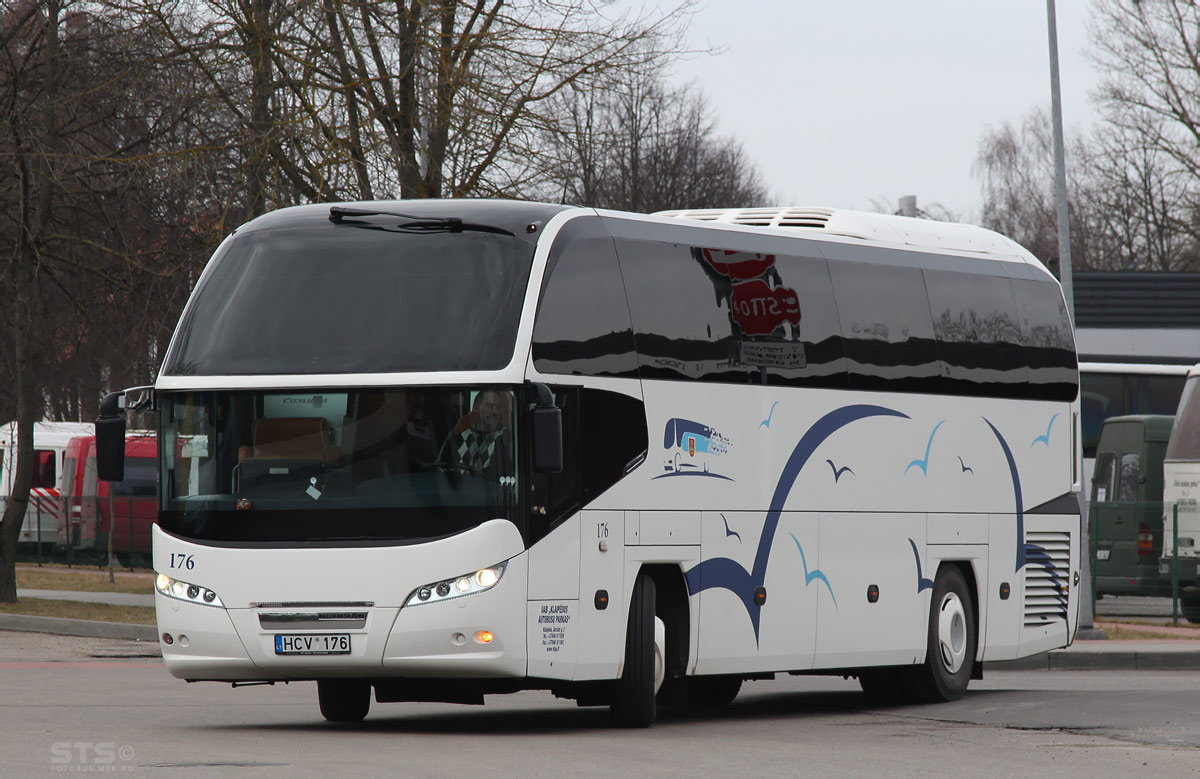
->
[1117,451,1140,503]
[1092,452,1115,503]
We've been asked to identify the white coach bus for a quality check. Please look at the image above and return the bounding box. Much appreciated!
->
[96,201,1081,726]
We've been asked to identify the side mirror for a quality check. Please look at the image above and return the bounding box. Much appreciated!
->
[95,391,126,482]
[530,383,562,473]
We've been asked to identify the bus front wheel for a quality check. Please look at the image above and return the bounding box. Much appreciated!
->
[611,573,657,727]
[910,566,975,702]
[317,679,371,723]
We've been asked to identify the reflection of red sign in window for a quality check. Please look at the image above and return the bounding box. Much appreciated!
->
[701,249,776,282]
[730,280,801,336]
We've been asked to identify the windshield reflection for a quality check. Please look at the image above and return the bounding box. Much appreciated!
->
[158,388,520,544]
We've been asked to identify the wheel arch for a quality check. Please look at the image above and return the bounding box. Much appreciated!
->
[635,563,691,682]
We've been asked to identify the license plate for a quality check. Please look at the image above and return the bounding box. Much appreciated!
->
[1096,549,1110,561]
[275,634,351,655]
[1160,561,1170,574]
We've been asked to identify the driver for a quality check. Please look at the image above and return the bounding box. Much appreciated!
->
[450,390,514,478]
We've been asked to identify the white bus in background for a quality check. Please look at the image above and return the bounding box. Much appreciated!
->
[0,420,94,547]
[1079,361,1191,507]
[97,201,1081,726]
[1161,363,1200,617]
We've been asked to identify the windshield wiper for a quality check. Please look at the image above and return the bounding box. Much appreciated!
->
[328,206,514,236]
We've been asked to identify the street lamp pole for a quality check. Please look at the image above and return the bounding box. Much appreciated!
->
[1046,0,1075,320]
[1046,0,1093,634]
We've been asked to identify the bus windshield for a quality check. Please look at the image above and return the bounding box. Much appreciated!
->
[158,388,520,544]
[161,225,534,376]
[1167,376,1200,460]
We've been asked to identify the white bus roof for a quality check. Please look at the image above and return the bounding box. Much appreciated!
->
[655,207,1040,267]
[0,421,94,448]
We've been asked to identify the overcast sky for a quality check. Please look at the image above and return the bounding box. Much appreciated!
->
[664,1,1098,219]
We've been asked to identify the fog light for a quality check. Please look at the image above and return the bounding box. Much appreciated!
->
[161,633,173,645]
[475,630,494,644]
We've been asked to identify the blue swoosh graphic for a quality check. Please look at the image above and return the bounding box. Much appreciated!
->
[651,471,735,481]
[684,404,909,641]
[1030,413,1059,447]
[984,418,1026,572]
[909,538,934,592]
[790,533,837,611]
[905,420,945,476]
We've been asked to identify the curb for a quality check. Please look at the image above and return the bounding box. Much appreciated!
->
[0,614,157,642]
[986,648,1200,671]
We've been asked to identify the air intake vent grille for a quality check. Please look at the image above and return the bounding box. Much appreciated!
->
[658,207,833,229]
[1023,531,1071,628]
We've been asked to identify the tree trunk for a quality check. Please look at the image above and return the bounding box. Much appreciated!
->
[0,327,37,603]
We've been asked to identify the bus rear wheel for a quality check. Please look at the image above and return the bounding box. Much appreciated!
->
[318,679,371,723]
[611,573,657,727]
[910,566,975,702]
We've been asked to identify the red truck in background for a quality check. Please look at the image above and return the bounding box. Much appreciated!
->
[61,433,157,558]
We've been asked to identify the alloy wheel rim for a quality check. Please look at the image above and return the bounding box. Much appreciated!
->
[937,592,967,674]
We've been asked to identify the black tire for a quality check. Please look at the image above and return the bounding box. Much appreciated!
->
[318,679,371,723]
[687,674,742,708]
[1181,597,1200,623]
[611,573,656,727]
[857,668,915,705]
[909,566,975,703]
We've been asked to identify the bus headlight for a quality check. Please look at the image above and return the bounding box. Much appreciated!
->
[405,561,508,607]
[156,573,224,608]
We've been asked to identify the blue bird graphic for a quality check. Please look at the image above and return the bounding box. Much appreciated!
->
[1031,413,1059,447]
[905,420,945,476]
[826,459,853,482]
[720,513,742,543]
[957,456,973,475]
[790,533,838,611]
[909,538,934,592]
[760,401,780,429]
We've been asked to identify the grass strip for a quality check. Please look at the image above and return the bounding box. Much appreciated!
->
[0,598,156,625]
[16,566,153,595]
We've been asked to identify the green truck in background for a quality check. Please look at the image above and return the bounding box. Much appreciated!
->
[1090,414,1174,597]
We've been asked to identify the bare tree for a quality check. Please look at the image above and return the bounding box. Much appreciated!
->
[0,0,208,599]
[1090,1,1200,198]
[975,109,1065,268]
[545,67,768,212]
[974,102,1200,273]
[1088,0,1200,268]
[127,0,697,205]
